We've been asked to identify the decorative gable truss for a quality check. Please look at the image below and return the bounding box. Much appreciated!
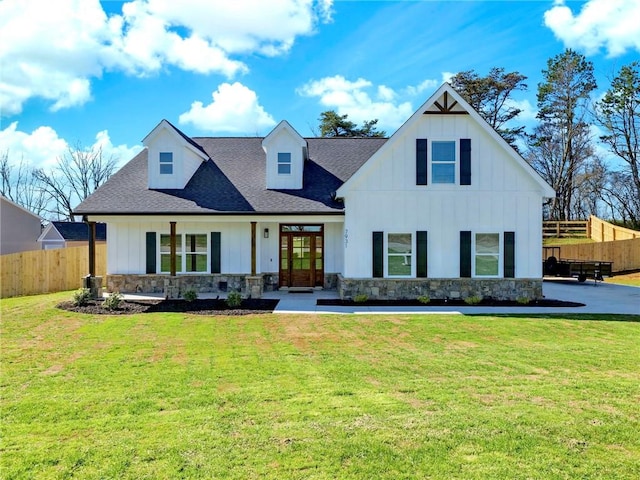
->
[144,119,209,189]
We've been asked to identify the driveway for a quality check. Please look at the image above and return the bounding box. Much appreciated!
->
[268,279,640,315]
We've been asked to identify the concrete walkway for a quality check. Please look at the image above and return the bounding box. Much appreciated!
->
[115,279,639,315]
[263,280,639,315]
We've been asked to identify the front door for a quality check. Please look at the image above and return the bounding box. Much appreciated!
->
[279,225,324,288]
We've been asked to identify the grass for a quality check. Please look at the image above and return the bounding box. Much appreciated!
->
[2,292,639,479]
[606,271,640,287]
[543,236,595,246]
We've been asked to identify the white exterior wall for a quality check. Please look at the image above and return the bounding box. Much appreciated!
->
[147,129,204,189]
[342,114,545,279]
[92,215,344,276]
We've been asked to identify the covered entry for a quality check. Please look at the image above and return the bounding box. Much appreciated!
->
[279,225,324,288]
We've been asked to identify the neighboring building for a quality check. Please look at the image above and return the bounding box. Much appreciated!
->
[0,195,41,255]
[74,83,555,300]
[38,222,107,250]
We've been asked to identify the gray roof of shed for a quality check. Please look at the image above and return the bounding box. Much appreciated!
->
[74,137,387,215]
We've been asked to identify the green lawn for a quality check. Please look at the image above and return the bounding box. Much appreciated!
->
[2,293,639,479]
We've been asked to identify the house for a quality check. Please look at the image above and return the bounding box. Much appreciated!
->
[74,83,555,300]
[0,195,41,255]
[38,221,107,250]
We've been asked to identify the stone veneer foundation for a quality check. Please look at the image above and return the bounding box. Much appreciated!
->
[106,272,340,298]
[337,275,542,301]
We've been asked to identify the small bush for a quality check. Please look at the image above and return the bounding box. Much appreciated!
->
[353,294,369,303]
[226,291,242,308]
[417,295,431,304]
[183,288,198,302]
[72,288,92,307]
[103,292,123,311]
[464,295,483,305]
[516,296,531,305]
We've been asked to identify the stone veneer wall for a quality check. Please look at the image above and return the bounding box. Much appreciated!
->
[107,272,340,296]
[337,275,542,301]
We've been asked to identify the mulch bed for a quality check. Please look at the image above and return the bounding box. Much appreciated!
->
[58,298,279,315]
[317,298,585,308]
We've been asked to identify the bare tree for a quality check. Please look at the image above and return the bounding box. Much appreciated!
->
[33,144,117,220]
[593,61,640,228]
[0,151,50,217]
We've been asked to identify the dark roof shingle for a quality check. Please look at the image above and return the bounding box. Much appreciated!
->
[74,137,386,215]
[52,222,107,241]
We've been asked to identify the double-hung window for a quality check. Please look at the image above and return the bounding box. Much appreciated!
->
[159,152,173,175]
[474,233,500,276]
[387,233,412,276]
[278,152,291,174]
[432,141,455,184]
[160,233,208,273]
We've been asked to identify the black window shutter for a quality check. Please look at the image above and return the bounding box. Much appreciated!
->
[416,231,428,278]
[460,231,472,277]
[416,138,428,185]
[211,232,221,274]
[504,232,515,278]
[372,231,384,278]
[146,232,156,274]
[460,139,471,185]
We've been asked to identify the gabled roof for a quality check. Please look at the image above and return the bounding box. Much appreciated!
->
[143,119,209,161]
[337,83,555,198]
[262,120,307,150]
[38,222,107,242]
[1,195,41,221]
[74,137,387,215]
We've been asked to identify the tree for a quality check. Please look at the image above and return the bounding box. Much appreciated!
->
[32,144,117,220]
[0,151,50,217]
[526,49,597,220]
[449,67,528,148]
[594,61,640,228]
[318,110,386,137]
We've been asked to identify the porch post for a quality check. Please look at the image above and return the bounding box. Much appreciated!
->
[250,221,257,276]
[170,221,177,276]
[87,220,96,277]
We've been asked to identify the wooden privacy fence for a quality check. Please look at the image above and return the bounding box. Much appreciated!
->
[542,220,589,237]
[1,245,106,298]
[545,238,640,273]
[589,215,640,242]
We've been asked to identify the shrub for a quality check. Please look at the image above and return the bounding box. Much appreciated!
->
[464,295,483,305]
[72,288,92,307]
[103,292,123,311]
[516,296,531,305]
[353,294,369,303]
[226,291,242,308]
[183,288,198,302]
[417,295,431,304]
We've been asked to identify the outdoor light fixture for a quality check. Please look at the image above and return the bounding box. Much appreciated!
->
[264,228,269,238]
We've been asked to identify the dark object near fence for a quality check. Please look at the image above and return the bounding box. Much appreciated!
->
[543,247,613,282]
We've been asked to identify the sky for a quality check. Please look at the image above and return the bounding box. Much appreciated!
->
[1,0,639,171]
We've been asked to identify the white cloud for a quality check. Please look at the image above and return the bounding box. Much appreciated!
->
[178,82,277,134]
[0,0,333,115]
[544,0,640,56]
[0,122,141,169]
[298,75,416,131]
[404,79,439,97]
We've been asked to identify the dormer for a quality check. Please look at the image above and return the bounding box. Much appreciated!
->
[262,120,307,190]
[144,120,209,189]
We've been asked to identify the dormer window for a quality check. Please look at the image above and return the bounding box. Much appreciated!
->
[160,152,173,175]
[278,153,291,175]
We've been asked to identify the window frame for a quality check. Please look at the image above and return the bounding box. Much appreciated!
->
[277,152,292,175]
[159,151,173,175]
[473,232,501,278]
[159,232,209,274]
[431,140,456,184]
[386,232,413,278]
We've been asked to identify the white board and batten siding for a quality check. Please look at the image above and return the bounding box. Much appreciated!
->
[341,113,546,279]
[94,215,344,276]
